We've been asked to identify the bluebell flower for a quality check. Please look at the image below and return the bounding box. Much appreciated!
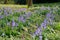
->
[40,6,46,10]
[0,15,4,19]
[15,8,27,12]
[39,35,42,40]
[41,23,46,29]
[34,28,40,36]
[25,11,32,18]
[46,13,51,18]
[33,10,54,40]
[18,16,26,22]
[44,19,48,24]
[4,9,8,16]
[20,8,27,11]
[11,19,16,27]
[8,8,13,14]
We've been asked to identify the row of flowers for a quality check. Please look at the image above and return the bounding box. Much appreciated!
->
[0,6,60,40]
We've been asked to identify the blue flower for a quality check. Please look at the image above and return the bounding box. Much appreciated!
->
[34,28,40,36]
[12,19,16,27]
[24,11,32,18]
[33,10,55,40]
[41,23,46,29]
[4,9,8,16]
[39,35,42,40]
[0,15,4,19]
[18,16,26,22]
[46,13,51,18]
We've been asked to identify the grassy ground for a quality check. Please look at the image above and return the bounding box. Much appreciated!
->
[0,2,60,8]
[0,4,27,8]
[0,2,60,11]
[0,3,60,40]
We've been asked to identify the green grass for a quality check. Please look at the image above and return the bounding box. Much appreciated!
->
[0,2,60,8]
[0,4,27,8]
[0,3,60,40]
[0,2,60,10]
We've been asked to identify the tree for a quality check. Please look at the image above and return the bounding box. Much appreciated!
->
[4,0,8,4]
[26,0,33,8]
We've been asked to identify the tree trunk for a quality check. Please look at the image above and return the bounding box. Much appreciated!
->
[4,0,8,4]
[26,0,32,8]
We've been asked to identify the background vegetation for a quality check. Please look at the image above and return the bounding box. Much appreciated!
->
[0,0,60,4]
[0,0,60,40]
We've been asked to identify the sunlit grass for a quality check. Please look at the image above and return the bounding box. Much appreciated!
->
[0,4,27,8]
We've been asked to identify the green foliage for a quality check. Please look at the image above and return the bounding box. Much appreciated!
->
[0,4,60,40]
[0,0,60,4]
[0,0,15,4]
